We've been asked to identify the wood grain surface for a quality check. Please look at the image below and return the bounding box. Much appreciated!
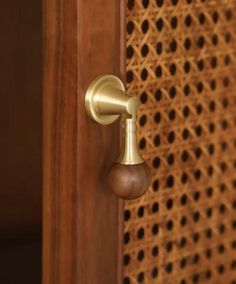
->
[43,0,125,283]
[107,163,150,199]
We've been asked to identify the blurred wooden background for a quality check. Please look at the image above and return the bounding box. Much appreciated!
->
[0,1,42,282]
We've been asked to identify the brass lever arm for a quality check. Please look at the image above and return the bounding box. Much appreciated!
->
[85,75,150,199]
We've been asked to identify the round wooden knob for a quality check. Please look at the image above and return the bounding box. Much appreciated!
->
[107,162,151,200]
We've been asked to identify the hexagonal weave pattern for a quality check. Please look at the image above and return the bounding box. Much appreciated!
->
[123,1,236,283]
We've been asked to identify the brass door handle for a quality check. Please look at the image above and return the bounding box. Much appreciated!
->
[85,75,150,199]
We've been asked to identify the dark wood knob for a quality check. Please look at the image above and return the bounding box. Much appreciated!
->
[107,162,151,200]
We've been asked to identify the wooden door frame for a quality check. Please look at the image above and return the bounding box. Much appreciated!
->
[43,0,125,283]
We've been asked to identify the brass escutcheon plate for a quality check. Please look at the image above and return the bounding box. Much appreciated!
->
[85,74,125,125]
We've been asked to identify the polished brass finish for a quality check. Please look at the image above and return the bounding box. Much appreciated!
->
[85,75,125,125]
[85,74,144,165]
[117,117,144,165]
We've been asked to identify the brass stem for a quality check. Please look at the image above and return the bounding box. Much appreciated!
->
[95,87,138,117]
[117,116,144,165]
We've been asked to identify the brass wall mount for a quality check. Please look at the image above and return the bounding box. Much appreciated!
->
[85,74,144,165]
[85,74,150,199]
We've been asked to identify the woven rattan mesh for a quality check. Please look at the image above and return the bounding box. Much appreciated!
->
[123,1,236,283]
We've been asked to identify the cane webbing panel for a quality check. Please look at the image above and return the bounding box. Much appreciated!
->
[123,1,236,284]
